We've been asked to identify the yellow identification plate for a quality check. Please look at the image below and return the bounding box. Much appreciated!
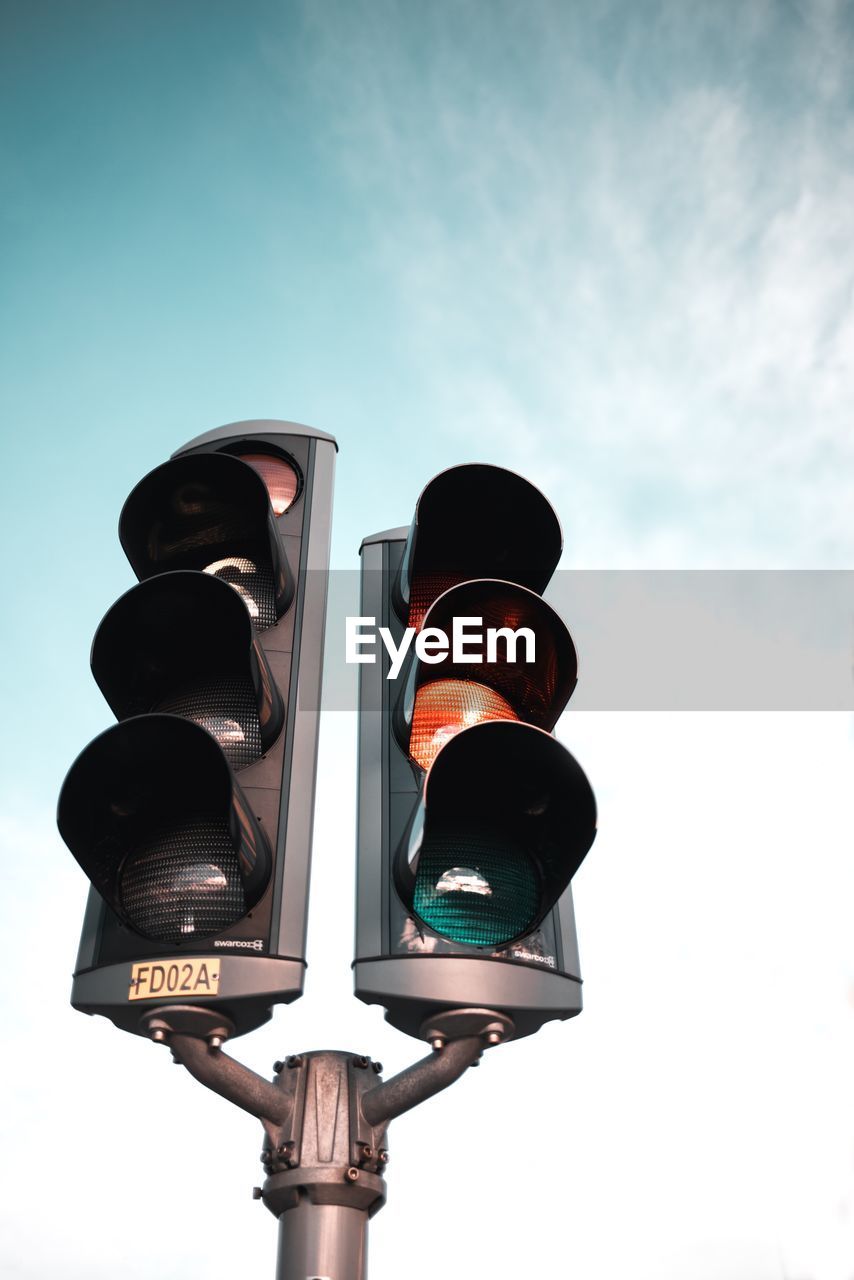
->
[128,958,220,1002]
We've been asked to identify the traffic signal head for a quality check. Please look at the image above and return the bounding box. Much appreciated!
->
[58,715,271,944]
[88,571,285,763]
[355,464,596,1041]
[58,421,336,1038]
[119,450,294,624]
[394,721,595,949]
[396,577,578,768]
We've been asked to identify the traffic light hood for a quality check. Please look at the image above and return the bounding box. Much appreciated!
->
[119,452,292,625]
[91,570,285,759]
[394,463,563,627]
[395,578,578,759]
[57,715,271,941]
[394,719,596,948]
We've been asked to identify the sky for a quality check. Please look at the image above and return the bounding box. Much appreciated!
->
[1,1,853,1278]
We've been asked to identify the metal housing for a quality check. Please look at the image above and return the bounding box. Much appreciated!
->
[68,420,336,1037]
[353,528,587,1041]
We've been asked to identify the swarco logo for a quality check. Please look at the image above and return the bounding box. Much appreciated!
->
[213,938,264,950]
[345,616,536,679]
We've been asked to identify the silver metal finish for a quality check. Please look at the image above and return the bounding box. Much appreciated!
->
[140,1004,236,1046]
[169,1034,290,1139]
[273,436,336,962]
[72,954,307,1038]
[355,538,385,959]
[354,954,582,1040]
[173,419,338,455]
[160,1011,497,1280]
[276,1201,367,1280]
[359,526,409,548]
[418,1007,514,1048]
[359,1036,484,1127]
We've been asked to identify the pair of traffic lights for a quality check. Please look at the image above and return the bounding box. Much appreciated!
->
[58,422,595,1043]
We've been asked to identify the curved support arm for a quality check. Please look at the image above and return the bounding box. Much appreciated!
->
[360,1035,483,1128]
[170,1034,292,1130]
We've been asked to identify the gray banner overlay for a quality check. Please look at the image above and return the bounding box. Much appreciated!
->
[309,570,853,711]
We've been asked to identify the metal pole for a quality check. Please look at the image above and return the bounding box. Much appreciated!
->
[276,1199,368,1280]
[147,1004,513,1280]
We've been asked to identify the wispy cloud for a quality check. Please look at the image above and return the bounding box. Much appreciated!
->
[293,0,854,566]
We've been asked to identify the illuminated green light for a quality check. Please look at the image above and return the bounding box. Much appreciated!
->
[412,831,539,947]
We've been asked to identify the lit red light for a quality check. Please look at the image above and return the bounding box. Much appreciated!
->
[409,679,519,770]
[239,453,299,516]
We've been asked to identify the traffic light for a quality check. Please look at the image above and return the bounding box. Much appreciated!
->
[57,420,336,1038]
[354,464,596,1040]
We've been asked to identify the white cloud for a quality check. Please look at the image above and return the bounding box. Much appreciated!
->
[297,0,854,567]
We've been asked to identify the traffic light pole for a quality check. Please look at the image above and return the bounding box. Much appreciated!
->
[142,1006,513,1280]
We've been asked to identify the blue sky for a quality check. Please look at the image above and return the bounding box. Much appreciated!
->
[2,3,853,1278]
[5,0,854,791]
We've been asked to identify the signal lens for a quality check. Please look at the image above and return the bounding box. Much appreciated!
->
[203,556,277,630]
[239,453,299,516]
[413,828,539,947]
[407,574,461,631]
[409,679,519,770]
[155,676,262,771]
[119,817,247,943]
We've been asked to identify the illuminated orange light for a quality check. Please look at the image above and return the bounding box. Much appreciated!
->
[239,453,299,516]
[407,574,461,631]
[409,679,519,770]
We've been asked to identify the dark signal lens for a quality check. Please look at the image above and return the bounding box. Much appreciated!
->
[154,675,262,771]
[409,679,519,770]
[203,555,277,630]
[238,453,299,516]
[119,816,246,943]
